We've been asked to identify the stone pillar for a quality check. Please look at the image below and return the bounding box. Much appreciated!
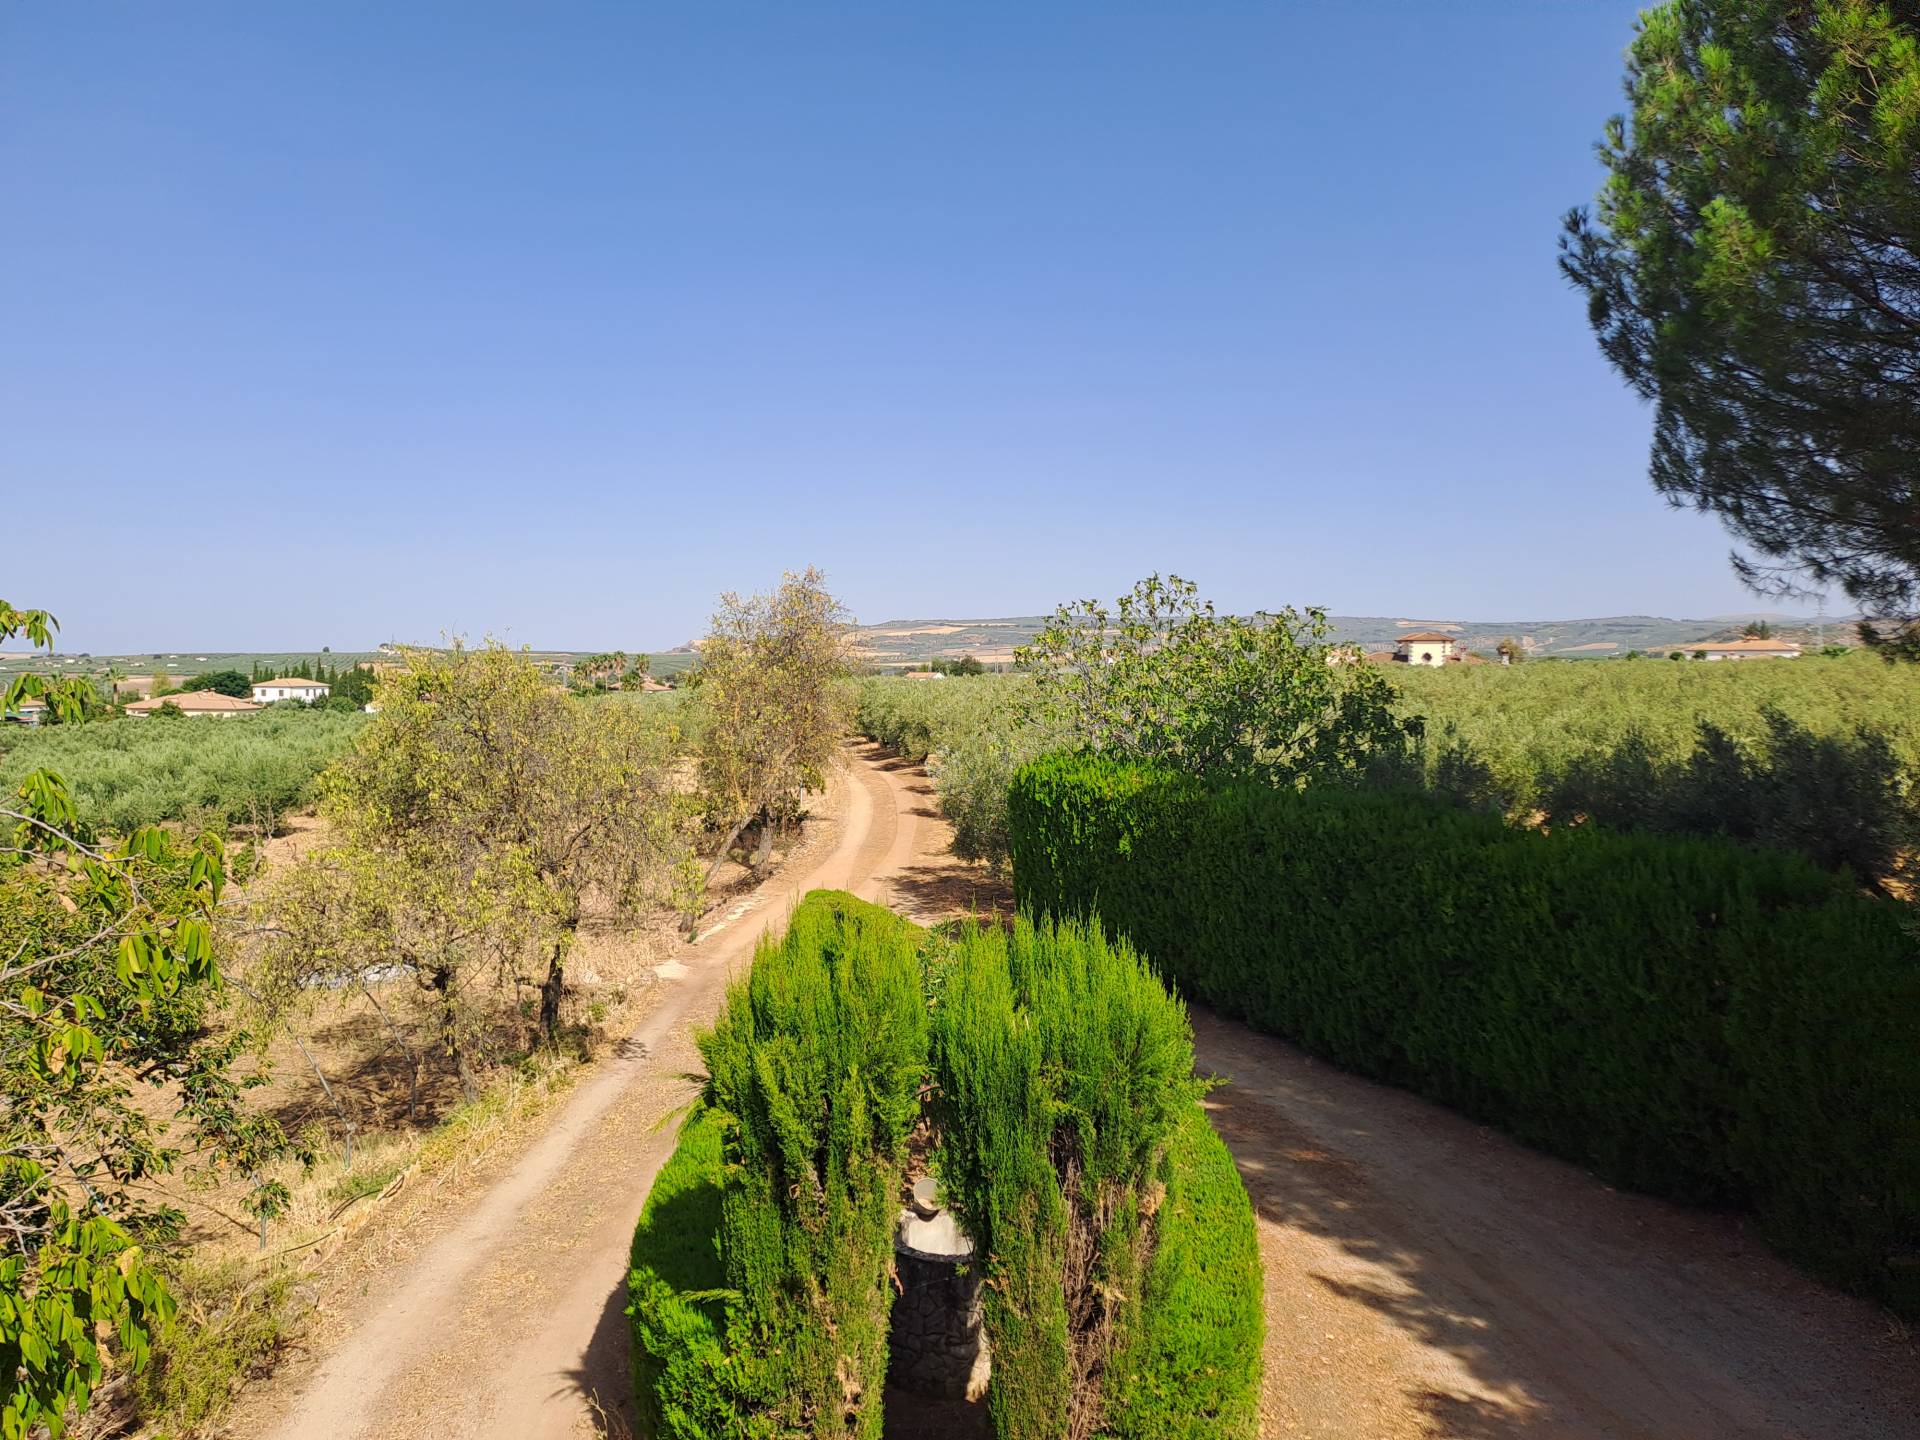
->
[888,1177,990,1402]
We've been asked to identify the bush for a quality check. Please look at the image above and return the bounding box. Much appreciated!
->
[627,1107,733,1440]
[628,891,928,1438]
[930,915,1260,1439]
[1102,1106,1262,1440]
[1009,752,1920,1318]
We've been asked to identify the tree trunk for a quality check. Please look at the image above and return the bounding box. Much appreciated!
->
[433,965,476,1102]
[539,940,566,1042]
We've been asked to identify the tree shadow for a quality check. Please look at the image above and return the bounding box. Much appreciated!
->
[1194,1008,1920,1439]
[559,1275,638,1439]
[886,862,1015,926]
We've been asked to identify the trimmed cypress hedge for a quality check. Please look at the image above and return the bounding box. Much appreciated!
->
[1102,1105,1262,1440]
[629,890,1263,1435]
[627,891,929,1438]
[1008,751,1920,1318]
[627,1106,732,1439]
[930,916,1262,1440]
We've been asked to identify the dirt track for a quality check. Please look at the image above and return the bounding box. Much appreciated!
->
[239,747,1918,1439]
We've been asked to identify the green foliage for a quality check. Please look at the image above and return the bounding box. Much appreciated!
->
[855,675,1061,869]
[1389,654,1920,878]
[310,640,692,1046]
[0,708,364,834]
[330,664,375,707]
[183,669,252,699]
[1,601,295,1438]
[629,891,928,1438]
[691,568,852,875]
[1100,1106,1262,1440]
[930,915,1258,1439]
[1562,0,1920,630]
[929,655,986,677]
[627,1107,732,1440]
[1015,575,1414,784]
[131,1259,301,1434]
[1532,708,1914,886]
[1009,752,1920,1317]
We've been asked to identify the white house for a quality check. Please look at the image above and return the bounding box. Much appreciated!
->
[1691,638,1802,661]
[252,677,332,703]
[1394,631,1458,667]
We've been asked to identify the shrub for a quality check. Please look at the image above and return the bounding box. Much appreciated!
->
[930,915,1260,1439]
[628,891,928,1438]
[1101,1106,1262,1440]
[854,675,1063,869]
[627,1107,733,1440]
[1009,751,1920,1318]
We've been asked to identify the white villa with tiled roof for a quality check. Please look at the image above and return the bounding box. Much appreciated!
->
[126,691,263,717]
[252,677,332,703]
[1394,631,1458,667]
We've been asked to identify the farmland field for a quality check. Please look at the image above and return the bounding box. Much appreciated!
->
[1390,650,1920,800]
[857,652,1920,874]
[0,648,696,688]
[0,707,366,832]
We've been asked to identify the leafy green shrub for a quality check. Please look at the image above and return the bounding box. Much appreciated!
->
[1010,752,1920,1318]
[1390,647,1920,804]
[1532,708,1914,887]
[132,1260,303,1434]
[930,916,1260,1439]
[627,891,928,1438]
[855,675,1058,868]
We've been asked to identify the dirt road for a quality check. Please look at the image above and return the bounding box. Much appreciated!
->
[246,748,1918,1440]
[1198,1005,1920,1439]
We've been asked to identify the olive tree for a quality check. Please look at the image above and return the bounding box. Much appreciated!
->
[300,641,692,1049]
[689,568,851,879]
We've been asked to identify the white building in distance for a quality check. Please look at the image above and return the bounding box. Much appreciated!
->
[252,677,332,703]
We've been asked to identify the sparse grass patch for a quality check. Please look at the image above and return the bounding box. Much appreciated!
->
[133,1258,306,1435]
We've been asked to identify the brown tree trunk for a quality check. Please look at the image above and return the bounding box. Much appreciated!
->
[433,965,476,1102]
[539,940,566,1042]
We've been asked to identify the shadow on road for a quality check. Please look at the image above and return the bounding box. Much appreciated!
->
[1194,1007,1920,1440]
[561,1277,638,1439]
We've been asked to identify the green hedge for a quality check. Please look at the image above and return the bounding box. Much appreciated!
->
[930,915,1262,1439]
[627,1106,732,1439]
[1103,1104,1262,1440]
[627,891,929,1438]
[1008,751,1920,1318]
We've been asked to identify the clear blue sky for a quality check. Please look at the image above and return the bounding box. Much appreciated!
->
[4,2,1774,652]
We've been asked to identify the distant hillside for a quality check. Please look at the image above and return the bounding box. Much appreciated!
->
[846,612,1851,666]
[0,647,698,686]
